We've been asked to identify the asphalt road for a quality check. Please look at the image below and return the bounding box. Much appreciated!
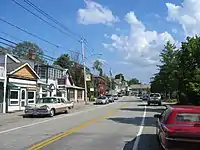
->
[0,96,166,150]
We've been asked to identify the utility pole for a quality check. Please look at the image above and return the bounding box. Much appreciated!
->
[3,52,7,113]
[81,39,88,104]
[109,68,112,91]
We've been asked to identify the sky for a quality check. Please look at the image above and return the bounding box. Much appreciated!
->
[0,0,199,83]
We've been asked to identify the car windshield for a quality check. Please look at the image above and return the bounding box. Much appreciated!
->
[150,93,160,97]
[98,96,106,99]
[37,98,57,103]
[113,95,117,97]
[176,113,200,123]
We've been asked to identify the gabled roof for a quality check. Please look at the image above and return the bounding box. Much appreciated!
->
[8,63,40,79]
[7,54,21,63]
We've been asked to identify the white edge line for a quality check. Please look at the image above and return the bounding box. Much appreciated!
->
[132,102,147,150]
[0,101,118,135]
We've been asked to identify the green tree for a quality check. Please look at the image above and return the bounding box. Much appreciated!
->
[177,36,200,104]
[128,78,140,86]
[13,41,44,62]
[150,41,178,99]
[53,54,72,69]
[93,60,103,76]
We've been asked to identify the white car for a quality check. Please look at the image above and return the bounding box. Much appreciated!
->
[62,97,74,109]
[24,97,73,117]
[147,93,162,106]
[96,96,109,104]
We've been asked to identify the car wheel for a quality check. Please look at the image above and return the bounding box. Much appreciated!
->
[64,108,69,114]
[49,109,55,117]
[147,102,150,106]
[158,102,161,106]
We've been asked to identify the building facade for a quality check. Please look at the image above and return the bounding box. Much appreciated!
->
[129,84,151,95]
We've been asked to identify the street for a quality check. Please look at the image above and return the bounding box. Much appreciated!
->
[0,96,165,150]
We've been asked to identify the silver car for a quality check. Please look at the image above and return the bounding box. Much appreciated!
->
[147,93,162,106]
[96,96,109,104]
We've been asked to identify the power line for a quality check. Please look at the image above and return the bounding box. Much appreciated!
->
[23,0,97,54]
[0,18,79,54]
[0,37,17,45]
[0,41,15,47]
[1,31,23,42]
[11,0,79,42]
[24,0,82,40]
[0,36,56,60]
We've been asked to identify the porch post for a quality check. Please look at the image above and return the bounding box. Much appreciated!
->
[74,89,77,102]
[3,53,7,113]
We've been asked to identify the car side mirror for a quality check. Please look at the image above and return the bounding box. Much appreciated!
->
[154,114,161,119]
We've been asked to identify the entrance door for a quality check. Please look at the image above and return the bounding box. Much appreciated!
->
[20,89,27,110]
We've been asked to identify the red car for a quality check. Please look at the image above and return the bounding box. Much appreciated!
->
[154,105,200,150]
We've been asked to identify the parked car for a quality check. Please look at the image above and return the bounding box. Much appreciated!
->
[137,94,142,99]
[63,97,74,109]
[117,93,123,97]
[147,93,162,105]
[154,105,200,150]
[24,97,72,117]
[142,94,149,101]
[95,96,109,104]
[113,95,119,100]
[105,94,114,103]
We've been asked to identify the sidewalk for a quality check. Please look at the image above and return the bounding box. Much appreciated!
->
[0,101,95,127]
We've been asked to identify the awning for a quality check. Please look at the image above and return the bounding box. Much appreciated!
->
[7,83,19,89]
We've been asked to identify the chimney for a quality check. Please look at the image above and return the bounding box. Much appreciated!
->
[28,49,36,60]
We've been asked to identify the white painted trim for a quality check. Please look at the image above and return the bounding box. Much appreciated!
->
[10,90,20,106]
[9,78,36,85]
[7,54,20,63]
[9,63,40,79]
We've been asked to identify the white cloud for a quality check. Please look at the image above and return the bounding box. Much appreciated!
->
[77,0,119,25]
[172,28,177,34]
[166,0,200,36]
[103,11,176,67]
[104,33,109,38]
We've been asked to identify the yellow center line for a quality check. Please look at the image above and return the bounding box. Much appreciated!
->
[27,103,128,150]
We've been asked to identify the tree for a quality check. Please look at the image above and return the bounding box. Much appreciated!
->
[93,60,103,76]
[176,36,200,104]
[128,78,140,86]
[150,41,179,100]
[151,37,200,104]
[13,41,44,62]
[115,73,125,81]
[53,54,72,69]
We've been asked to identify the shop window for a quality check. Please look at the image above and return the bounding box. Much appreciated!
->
[28,91,35,104]
[69,90,75,99]
[21,90,25,99]
[10,91,19,99]
[10,101,18,105]
[28,92,34,99]
[77,90,82,99]
[28,100,34,104]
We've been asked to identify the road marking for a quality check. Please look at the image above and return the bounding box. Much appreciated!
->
[0,102,119,135]
[27,103,128,150]
[132,103,147,150]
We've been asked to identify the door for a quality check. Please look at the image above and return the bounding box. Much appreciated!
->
[58,98,67,112]
[20,89,27,110]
